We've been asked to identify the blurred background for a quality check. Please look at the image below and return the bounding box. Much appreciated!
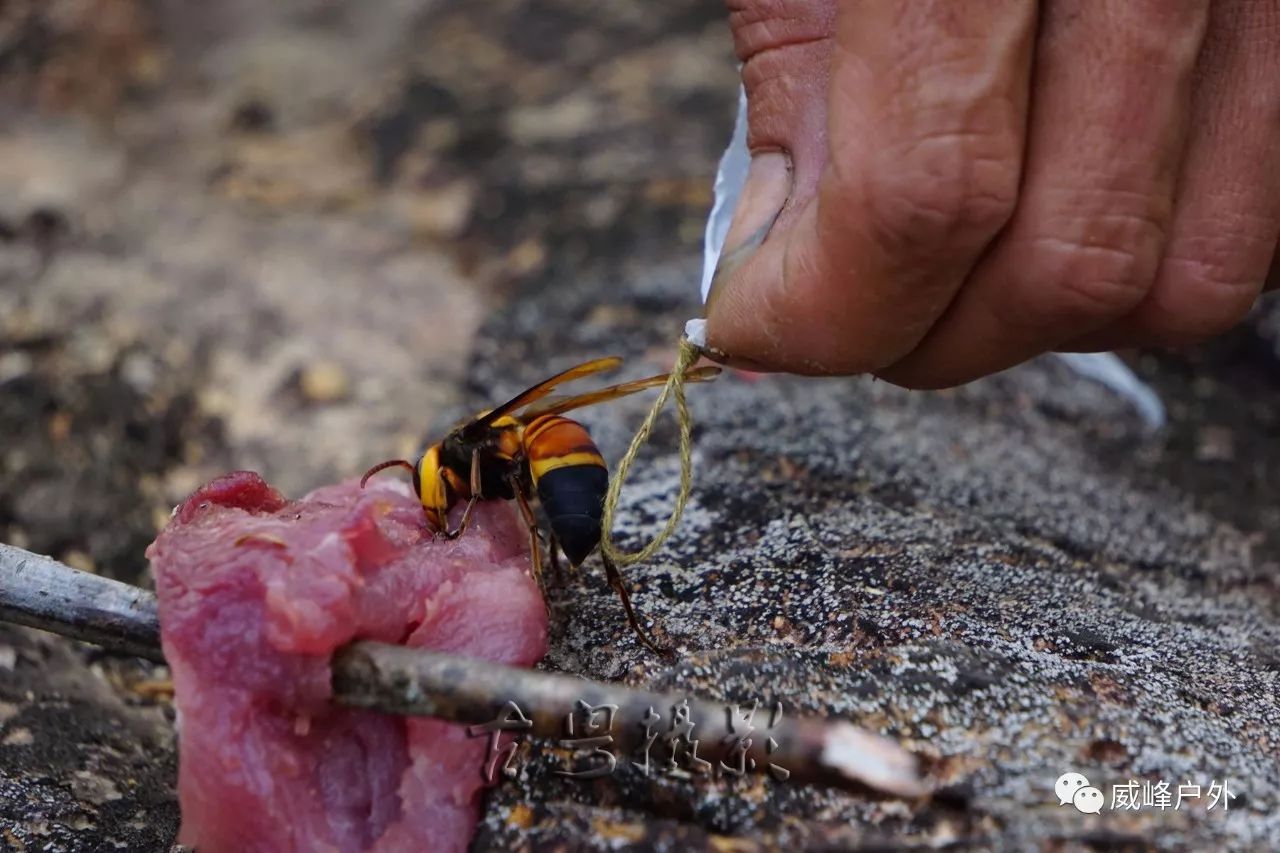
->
[0,0,739,585]
[5,0,1279,594]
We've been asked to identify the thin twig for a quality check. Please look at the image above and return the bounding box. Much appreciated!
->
[0,542,927,798]
[0,543,163,661]
[333,643,926,796]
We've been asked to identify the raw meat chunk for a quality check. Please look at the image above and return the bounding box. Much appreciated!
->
[148,471,547,852]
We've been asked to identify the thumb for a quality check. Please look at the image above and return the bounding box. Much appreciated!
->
[706,150,790,311]
[703,0,835,372]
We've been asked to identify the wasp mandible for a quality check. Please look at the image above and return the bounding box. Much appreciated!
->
[361,356,719,655]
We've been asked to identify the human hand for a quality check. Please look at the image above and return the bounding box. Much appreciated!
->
[705,0,1280,387]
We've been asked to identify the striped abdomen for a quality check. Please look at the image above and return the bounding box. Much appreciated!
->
[522,415,608,566]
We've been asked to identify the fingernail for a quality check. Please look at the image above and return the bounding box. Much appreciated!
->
[699,344,776,373]
[706,152,790,311]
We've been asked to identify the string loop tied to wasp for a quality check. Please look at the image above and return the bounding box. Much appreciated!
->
[600,335,703,567]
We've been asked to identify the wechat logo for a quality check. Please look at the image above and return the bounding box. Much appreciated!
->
[1056,771,1104,814]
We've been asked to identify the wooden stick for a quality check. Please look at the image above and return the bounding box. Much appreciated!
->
[0,542,927,798]
[0,543,164,661]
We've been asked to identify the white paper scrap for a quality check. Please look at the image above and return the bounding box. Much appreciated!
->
[699,85,750,305]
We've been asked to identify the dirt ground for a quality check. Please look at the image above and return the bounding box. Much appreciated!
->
[2,1,1279,850]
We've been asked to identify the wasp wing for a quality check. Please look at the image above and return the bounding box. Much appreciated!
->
[518,365,721,420]
[463,356,624,434]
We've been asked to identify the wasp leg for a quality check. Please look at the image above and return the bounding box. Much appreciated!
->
[547,532,564,582]
[600,553,671,658]
[511,481,545,590]
[442,448,483,540]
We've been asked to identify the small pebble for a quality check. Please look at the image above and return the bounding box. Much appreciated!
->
[0,351,33,383]
[505,238,546,276]
[1195,426,1234,463]
[63,550,97,574]
[120,352,158,393]
[300,362,350,404]
[2,727,33,747]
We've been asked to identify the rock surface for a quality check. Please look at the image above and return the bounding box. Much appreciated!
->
[3,0,1279,851]
[467,259,1280,852]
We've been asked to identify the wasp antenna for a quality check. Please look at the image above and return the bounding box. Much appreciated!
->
[360,459,416,489]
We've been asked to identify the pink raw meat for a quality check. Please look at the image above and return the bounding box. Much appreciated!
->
[147,471,548,853]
